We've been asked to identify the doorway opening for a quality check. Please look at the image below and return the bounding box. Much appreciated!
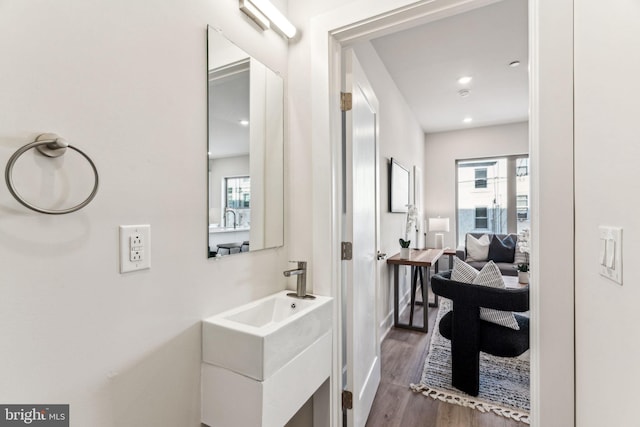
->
[309,0,574,426]
[332,1,534,426]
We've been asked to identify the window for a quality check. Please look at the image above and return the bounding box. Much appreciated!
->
[516,163,528,177]
[475,207,488,229]
[225,176,250,209]
[515,157,530,234]
[517,195,528,220]
[456,155,530,246]
[475,168,488,188]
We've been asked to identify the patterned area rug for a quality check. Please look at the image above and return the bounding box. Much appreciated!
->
[410,298,530,424]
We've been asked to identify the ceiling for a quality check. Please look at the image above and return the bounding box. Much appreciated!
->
[370,0,529,134]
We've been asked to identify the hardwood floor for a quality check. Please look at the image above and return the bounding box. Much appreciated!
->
[365,303,528,427]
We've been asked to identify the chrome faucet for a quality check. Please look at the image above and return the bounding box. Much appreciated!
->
[283,261,314,299]
[224,207,237,229]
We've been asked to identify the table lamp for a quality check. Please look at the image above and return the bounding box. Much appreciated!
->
[429,217,450,249]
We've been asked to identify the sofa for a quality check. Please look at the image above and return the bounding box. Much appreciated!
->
[456,232,520,276]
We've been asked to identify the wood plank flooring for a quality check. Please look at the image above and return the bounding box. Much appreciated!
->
[365,303,528,427]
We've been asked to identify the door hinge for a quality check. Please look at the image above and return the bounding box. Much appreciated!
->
[342,390,353,410]
[341,242,353,260]
[341,92,352,111]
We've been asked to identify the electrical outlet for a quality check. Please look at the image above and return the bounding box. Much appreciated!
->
[130,234,143,247]
[130,248,143,262]
[119,225,150,273]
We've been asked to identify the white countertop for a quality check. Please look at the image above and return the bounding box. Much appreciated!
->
[209,226,250,234]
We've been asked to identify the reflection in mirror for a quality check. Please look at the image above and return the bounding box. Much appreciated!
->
[207,27,284,258]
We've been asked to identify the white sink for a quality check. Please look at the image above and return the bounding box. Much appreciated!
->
[202,290,332,381]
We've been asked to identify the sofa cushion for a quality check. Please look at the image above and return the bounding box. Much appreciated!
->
[488,234,516,263]
[450,259,520,330]
[465,234,490,262]
[466,260,516,276]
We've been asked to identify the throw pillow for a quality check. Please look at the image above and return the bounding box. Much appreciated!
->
[488,234,516,263]
[473,261,520,330]
[451,256,479,283]
[465,234,490,262]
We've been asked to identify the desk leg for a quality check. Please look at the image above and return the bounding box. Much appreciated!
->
[393,264,399,327]
[392,263,428,333]
[409,267,418,326]
[420,266,428,332]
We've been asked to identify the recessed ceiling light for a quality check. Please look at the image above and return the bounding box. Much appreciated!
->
[509,60,521,68]
[239,119,250,126]
[458,89,470,97]
[458,76,472,85]
[463,117,473,123]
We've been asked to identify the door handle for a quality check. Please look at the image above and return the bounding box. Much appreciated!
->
[377,251,387,260]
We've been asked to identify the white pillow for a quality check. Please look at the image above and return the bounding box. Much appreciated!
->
[451,256,479,282]
[473,262,520,330]
[466,234,490,262]
[450,258,520,330]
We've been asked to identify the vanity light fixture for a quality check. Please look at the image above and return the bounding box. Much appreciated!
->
[239,0,297,39]
[457,76,472,85]
[239,0,270,30]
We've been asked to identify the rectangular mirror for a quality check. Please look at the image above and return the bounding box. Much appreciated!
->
[207,27,284,258]
[389,158,409,213]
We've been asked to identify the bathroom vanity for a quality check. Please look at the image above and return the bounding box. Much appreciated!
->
[201,291,333,426]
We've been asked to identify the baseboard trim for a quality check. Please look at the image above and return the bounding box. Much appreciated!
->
[378,288,412,343]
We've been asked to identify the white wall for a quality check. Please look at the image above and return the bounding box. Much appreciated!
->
[352,41,426,338]
[0,1,289,427]
[424,122,528,249]
[574,2,640,426]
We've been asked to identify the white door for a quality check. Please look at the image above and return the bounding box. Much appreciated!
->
[342,49,381,427]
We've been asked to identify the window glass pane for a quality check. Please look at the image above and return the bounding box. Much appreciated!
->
[457,156,530,245]
[225,176,250,209]
[475,168,488,188]
[516,157,530,234]
[457,158,508,246]
[475,206,488,229]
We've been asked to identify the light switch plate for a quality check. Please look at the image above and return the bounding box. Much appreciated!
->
[119,225,151,273]
[598,226,622,285]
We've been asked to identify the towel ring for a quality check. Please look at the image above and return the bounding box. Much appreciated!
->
[5,133,99,215]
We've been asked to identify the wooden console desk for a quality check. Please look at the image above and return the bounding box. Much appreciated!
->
[386,248,443,332]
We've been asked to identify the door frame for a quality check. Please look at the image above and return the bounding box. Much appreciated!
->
[308,1,575,426]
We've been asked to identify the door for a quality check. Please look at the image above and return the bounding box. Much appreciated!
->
[342,49,381,427]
